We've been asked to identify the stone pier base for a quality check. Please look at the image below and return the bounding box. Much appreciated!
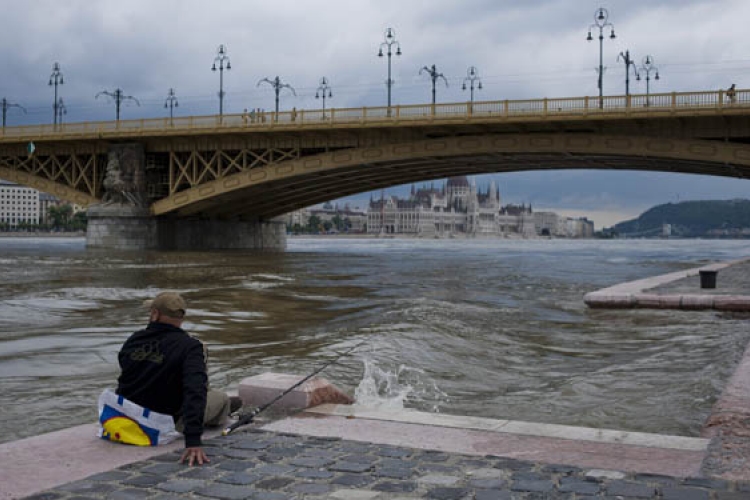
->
[86,204,287,251]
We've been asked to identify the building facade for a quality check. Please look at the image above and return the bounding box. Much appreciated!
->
[368,177,538,237]
[0,180,40,228]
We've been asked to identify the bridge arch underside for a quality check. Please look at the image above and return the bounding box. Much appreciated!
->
[153,134,750,219]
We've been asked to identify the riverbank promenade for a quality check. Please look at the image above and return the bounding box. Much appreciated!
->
[4,258,750,499]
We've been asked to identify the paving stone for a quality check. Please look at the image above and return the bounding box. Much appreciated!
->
[294,469,335,479]
[141,463,186,475]
[468,478,507,489]
[661,486,711,500]
[474,491,512,500]
[419,474,462,486]
[493,459,534,471]
[23,494,64,500]
[289,456,335,468]
[510,479,555,493]
[265,446,304,457]
[424,487,470,499]
[419,464,463,474]
[540,464,583,475]
[372,481,418,493]
[55,481,117,495]
[232,439,271,450]
[152,452,182,462]
[342,454,380,464]
[216,459,256,472]
[253,493,293,500]
[332,473,375,487]
[221,448,262,459]
[683,477,730,490]
[122,474,169,487]
[373,467,415,479]
[254,476,295,490]
[467,468,506,479]
[380,459,418,469]
[217,471,263,485]
[308,436,341,443]
[376,446,413,458]
[737,481,750,492]
[716,493,750,500]
[254,464,296,475]
[108,490,154,500]
[290,482,333,495]
[511,472,547,482]
[328,489,381,500]
[585,469,626,480]
[337,443,373,453]
[458,459,493,468]
[150,495,188,500]
[86,470,132,482]
[418,451,450,462]
[633,472,679,485]
[157,478,207,493]
[301,448,341,459]
[606,480,657,498]
[196,483,256,499]
[179,467,227,480]
[330,461,374,473]
[557,477,600,495]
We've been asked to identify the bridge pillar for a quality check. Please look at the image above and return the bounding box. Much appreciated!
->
[86,208,287,251]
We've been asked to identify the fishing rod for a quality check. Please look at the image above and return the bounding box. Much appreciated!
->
[223,339,367,436]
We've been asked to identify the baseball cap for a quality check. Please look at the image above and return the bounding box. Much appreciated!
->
[149,292,186,318]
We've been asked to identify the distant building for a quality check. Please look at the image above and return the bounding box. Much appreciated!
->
[368,177,537,237]
[0,180,40,227]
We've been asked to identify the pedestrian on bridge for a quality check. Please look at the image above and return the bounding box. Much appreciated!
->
[727,84,737,104]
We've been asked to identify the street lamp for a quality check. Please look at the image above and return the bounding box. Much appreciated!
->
[587,7,616,108]
[617,50,640,97]
[1,98,26,128]
[257,76,296,117]
[48,62,64,126]
[315,77,333,117]
[211,44,231,118]
[637,55,660,107]
[462,66,483,105]
[164,88,179,125]
[56,98,67,125]
[419,64,448,105]
[378,27,402,116]
[95,89,140,121]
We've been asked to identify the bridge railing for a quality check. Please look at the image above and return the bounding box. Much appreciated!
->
[0,88,747,141]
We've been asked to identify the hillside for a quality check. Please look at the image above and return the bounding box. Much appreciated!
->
[612,199,750,238]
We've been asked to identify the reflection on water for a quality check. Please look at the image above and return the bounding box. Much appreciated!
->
[0,236,749,444]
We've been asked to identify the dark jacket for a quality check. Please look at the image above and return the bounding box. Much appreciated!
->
[116,321,207,447]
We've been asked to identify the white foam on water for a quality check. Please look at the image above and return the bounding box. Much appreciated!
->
[353,358,448,413]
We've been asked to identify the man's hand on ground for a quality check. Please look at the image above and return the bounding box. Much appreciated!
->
[180,446,210,466]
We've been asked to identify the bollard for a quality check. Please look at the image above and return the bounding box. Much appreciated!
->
[699,270,718,289]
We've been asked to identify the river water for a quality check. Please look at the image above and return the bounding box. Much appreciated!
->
[0,236,749,445]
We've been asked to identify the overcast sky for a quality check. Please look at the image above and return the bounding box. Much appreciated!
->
[2,0,750,227]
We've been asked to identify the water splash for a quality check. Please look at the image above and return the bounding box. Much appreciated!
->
[353,358,448,412]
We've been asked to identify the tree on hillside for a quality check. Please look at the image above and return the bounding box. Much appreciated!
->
[48,204,74,230]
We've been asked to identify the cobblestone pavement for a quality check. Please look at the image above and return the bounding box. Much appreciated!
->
[651,260,750,297]
[27,428,750,500]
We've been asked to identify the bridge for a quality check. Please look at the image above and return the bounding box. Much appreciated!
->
[1,88,749,249]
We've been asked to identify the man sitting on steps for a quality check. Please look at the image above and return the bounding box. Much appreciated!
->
[116,292,241,466]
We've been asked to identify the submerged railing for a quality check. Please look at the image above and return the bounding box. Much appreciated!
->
[0,88,747,141]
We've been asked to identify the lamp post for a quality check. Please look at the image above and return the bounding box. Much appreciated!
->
[617,50,639,97]
[95,89,140,121]
[48,62,64,126]
[587,7,616,109]
[164,88,179,125]
[211,44,231,118]
[1,98,26,128]
[462,66,483,105]
[378,27,402,116]
[315,77,333,117]
[257,76,296,117]
[637,55,660,107]
[419,64,448,105]
[56,98,67,125]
